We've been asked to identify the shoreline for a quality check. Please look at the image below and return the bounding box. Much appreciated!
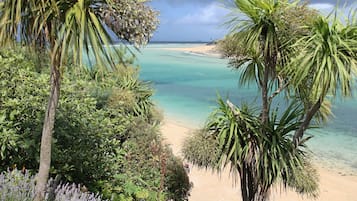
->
[158,44,222,58]
[161,117,357,201]
[156,44,357,175]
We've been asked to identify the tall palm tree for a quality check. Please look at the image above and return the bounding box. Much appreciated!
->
[210,2,357,200]
[222,0,318,124]
[183,97,318,201]
[0,0,158,200]
[287,12,357,145]
[226,0,293,124]
[190,0,323,200]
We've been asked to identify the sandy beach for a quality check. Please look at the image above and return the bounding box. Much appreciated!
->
[161,118,357,201]
[160,44,222,58]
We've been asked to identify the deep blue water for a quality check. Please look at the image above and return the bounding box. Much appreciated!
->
[136,44,357,172]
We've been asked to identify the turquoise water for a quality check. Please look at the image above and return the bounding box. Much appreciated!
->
[136,44,357,172]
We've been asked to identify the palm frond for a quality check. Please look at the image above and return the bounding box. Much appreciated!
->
[0,0,159,70]
[288,15,357,101]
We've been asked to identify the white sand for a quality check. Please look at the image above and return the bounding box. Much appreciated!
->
[161,44,221,58]
[161,119,357,201]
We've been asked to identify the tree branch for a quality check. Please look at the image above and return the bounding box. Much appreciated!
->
[268,75,288,103]
[227,99,241,117]
[293,97,323,147]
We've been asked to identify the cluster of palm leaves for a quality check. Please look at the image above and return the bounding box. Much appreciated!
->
[106,67,155,119]
[184,98,318,201]
[0,0,158,67]
[287,12,357,143]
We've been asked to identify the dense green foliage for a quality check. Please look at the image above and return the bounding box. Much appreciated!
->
[0,1,159,198]
[0,48,190,201]
[182,129,219,169]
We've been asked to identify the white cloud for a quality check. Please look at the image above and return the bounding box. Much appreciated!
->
[154,0,215,6]
[309,3,334,11]
[176,3,229,25]
[308,3,357,18]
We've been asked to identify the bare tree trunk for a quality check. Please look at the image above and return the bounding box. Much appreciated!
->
[293,98,322,146]
[34,52,61,201]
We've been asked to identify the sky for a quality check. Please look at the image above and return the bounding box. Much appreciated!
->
[149,0,356,42]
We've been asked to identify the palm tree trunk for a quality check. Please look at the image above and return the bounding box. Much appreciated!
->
[34,52,61,201]
[260,26,278,125]
[247,164,258,201]
[240,165,249,201]
[293,98,322,146]
[241,163,258,201]
[261,66,269,125]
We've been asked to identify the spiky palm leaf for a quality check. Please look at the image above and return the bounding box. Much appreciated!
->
[288,15,357,101]
[286,10,357,142]
[222,0,318,90]
[257,102,318,197]
[225,0,293,85]
[207,97,261,172]
[0,0,159,69]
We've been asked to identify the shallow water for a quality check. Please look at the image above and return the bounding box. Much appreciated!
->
[137,43,357,172]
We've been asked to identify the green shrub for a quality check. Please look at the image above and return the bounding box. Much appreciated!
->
[182,129,220,169]
[99,118,191,201]
[0,48,190,200]
[0,49,48,171]
[165,155,191,201]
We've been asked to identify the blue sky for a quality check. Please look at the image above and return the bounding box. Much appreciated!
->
[149,0,356,42]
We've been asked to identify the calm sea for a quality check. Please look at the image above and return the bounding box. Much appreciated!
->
[136,43,357,172]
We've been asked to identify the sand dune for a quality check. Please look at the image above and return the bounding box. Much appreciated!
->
[161,119,357,201]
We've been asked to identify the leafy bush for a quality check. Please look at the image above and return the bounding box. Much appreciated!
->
[0,49,48,170]
[99,118,191,201]
[0,49,128,185]
[182,129,220,169]
[165,155,192,201]
[0,48,190,200]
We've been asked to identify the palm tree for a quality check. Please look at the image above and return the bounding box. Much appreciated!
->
[186,0,324,200]
[0,0,158,200]
[183,97,318,201]
[221,0,318,124]
[208,1,357,200]
[287,12,357,145]
[226,0,282,124]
